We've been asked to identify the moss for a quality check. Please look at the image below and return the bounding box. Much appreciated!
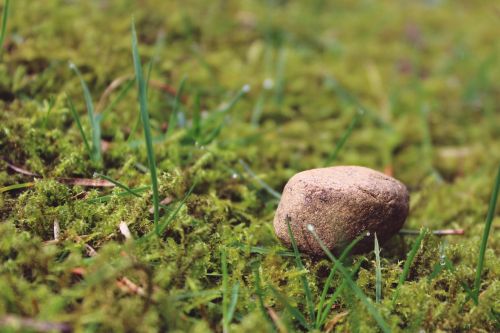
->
[0,0,499,332]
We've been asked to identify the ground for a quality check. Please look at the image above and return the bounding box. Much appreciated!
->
[0,0,499,332]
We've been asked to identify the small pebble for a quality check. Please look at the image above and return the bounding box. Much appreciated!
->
[273,166,409,256]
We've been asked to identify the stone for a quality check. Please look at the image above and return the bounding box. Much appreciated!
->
[273,166,409,256]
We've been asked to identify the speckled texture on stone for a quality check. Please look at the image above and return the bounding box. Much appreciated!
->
[273,166,409,256]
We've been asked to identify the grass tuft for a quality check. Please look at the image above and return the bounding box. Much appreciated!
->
[221,249,240,333]
[285,217,315,324]
[67,95,92,158]
[131,19,160,236]
[472,164,500,303]
[315,233,364,329]
[69,62,102,164]
[374,233,382,303]
[307,225,391,333]
[391,228,426,306]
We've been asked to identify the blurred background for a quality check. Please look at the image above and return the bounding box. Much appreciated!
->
[0,1,499,331]
[2,0,499,186]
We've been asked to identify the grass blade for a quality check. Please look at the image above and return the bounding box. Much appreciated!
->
[0,0,10,57]
[165,76,187,138]
[157,183,195,234]
[324,75,392,130]
[67,96,92,157]
[0,182,34,193]
[221,249,239,333]
[192,91,202,140]
[253,264,275,330]
[472,164,500,303]
[269,286,310,330]
[93,173,142,198]
[131,20,160,235]
[86,185,150,204]
[203,85,249,126]
[133,183,195,244]
[325,108,364,165]
[285,217,315,325]
[318,260,363,327]
[315,234,364,328]
[99,78,134,121]
[391,228,426,306]
[238,159,281,200]
[225,283,240,330]
[307,224,391,333]
[69,62,102,163]
[374,233,382,303]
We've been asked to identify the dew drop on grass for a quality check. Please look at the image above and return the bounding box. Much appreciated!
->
[263,78,274,90]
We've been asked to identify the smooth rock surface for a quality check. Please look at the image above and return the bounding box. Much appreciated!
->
[273,166,409,256]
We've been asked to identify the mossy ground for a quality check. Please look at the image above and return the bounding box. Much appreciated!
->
[0,1,499,332]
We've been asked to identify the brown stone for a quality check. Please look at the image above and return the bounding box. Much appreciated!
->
[273,166,409,256]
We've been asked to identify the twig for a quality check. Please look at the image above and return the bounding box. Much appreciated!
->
[6,162,116,188]
[399,228,464,236]
[6,162,39,176]
[95,75,132,113]
[57,178,115,187]
[266,307,288,333]
[0,315,71,333]
[149,79,188,102]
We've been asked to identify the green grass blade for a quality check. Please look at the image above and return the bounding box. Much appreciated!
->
[157,183,196,234]
[307,225,391,333]
[93,174,171,210]
[69,62,101,163]
[221,249,231,333]
[133,183,195,244]
[225,282,239,331]
[391,228,426,306]
[169,289,221,302]
[325,108,364,165]
[319,260,363,328]
[473,164,500,303]
[285,217,315,325]
[86,185,150,204]
[253,264,275,330]
[67,96,92,157]
[324,75,392,131]
[219,85,249,115]
[93,173,142,198]
[203,85,249,125]
[251,91,265,127]
[0,182,34,193]
[100,79,134,121]
[315,234,364,328]
[131,20,160,235]
[165,76,187,138]
[0,0,11,57]
[269,286,310,330]
[443,258,476,301]
[374,233,382,303]
[238,159,281,200]
[192,91,202,140]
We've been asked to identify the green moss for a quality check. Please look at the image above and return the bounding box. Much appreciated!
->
[0,0,499,331]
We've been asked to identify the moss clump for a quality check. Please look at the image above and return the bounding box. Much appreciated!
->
[0,0,499,332]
